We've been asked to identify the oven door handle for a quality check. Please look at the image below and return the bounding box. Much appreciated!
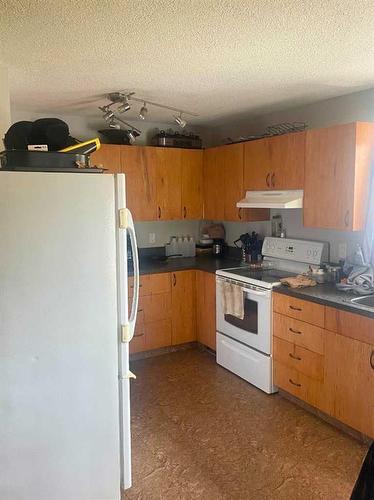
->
[241,287,269,297]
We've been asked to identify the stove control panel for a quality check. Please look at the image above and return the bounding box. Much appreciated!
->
[262,237,329,265]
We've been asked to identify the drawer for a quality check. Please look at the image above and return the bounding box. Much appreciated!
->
[273,312,325,354]
[273,293,325,327]
[145,319,172,350]
[129,323,146,354]
[141,293,171,323]
[325,306,374,346]
[129,273,171,297]
[274,361,325,409]
[273,337,324,381]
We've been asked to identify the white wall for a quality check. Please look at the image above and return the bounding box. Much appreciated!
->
[0,66,11,146]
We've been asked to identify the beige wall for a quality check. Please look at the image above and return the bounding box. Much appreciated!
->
[0,66,11,146]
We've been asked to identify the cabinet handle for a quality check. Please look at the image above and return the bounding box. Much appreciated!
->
[137,308,143,313]
[271,172,275,187]
[158,206,161,219]
[266,172,270,187]
[238,208,242,220]
[130,283,142,288]
[134,332,144,338]
[289,378,301,387]
[344,210,350,228]
[289,352,302,361]
[289,305,302,311]
[183,206,187,218]
[172,273,176,287]
[289,327,302,335]
[370,350,374,369]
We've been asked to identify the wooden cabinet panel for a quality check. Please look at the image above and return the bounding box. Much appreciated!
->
[304,122,374,231]
[145,320,172,350]
[196,271,216,350]
[155,148,182,220]
[129,324,146,354]
[129,273,171,298]
[274,361,325,410]
[223,143,245,221]
[244,138,271,190]
[181,150,203,219]
[273,337,324,381]
[203,147,225,220]
[120,146,158,221]
[140,293,171,323]
[325,331,374,438]
[273,312,325,355]
[90,144,121,174]
[325,306,374,346]
[273,293,325,327]
[171,271,196,345]
[268,132,305,189]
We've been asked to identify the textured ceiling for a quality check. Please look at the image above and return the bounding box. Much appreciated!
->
[1,0,374,126]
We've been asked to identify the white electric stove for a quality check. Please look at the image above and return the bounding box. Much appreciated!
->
[215,237,329,394]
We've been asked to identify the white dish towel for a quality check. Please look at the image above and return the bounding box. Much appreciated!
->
[218,280,245,320]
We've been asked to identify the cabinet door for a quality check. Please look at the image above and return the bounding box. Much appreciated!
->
[155,148,182,220]
[196,271,216,351]
[120,146,158,221]
[203,147,225,220]
[181,150,203,219]
[171,271,196,345]
[90,144,121,174]
[304,124,356,230]
[223,143,245,221]
[269,132,305,189]
[244,138,271,190]
[325,331,374,438]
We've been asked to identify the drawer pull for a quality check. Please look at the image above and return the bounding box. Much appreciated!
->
[134,332,144,338]
[266,172,270,187]
[137,308,143,313]
[289,352,301,361]
[289,305,302,311]
[289,378,301,387]
[130,284,142,288]
[172,273,176,287]
[289,327,302,335]
[370,350,374,370]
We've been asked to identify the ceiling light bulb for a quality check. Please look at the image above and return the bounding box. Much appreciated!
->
[118,102,131,113]
[103,110,115,121]
[139,102,148,120]
[174,113,187,129]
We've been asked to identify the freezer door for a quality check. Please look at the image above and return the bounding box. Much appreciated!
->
[0,172,121,500]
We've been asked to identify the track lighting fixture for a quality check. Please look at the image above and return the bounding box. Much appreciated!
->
[139,102,148,120]
[174,112,187,129]
[118,98,131,113]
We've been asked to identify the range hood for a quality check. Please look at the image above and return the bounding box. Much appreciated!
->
[237,190,303,209]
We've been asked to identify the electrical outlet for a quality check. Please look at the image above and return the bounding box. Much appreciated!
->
[149,233,156,244]
[338,242,347,260]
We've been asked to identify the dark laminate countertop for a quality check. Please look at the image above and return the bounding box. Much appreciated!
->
[274,283,374,319]
[130,254,242,277]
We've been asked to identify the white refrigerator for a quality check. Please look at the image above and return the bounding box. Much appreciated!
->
[0,171,140,500]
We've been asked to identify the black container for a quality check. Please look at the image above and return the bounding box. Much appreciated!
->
[0,150,90,171]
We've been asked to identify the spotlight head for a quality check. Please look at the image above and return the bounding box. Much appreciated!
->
[139,102,148,120]
[126,130,136,144]
[118,101,131,113]
[174,113,187,128]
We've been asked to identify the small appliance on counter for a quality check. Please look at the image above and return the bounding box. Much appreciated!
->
[165,235,195,257]
[212,238,227,257]
[151,129,202,149]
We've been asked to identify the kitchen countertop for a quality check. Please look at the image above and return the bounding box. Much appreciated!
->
[130,254,242,277]
[274,283,374,319]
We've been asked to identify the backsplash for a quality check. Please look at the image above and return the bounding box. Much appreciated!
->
[134,220,200,248]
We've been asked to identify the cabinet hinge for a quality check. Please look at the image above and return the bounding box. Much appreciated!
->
[121,324,130,343]
[118,208,128,229]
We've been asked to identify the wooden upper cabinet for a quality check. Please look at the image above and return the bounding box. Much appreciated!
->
[204,144,269,222]
[121,146,158,221]
[90,144,121,174]
[244,132,305,190]
[203,147,225,220]
[304,122,374,231]
[181,150,203,219]
[155,148,182,220]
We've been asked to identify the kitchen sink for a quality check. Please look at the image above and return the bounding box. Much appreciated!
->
[351,294,374,308]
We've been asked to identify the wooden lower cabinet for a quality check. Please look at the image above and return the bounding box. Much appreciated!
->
[324,331,374,438]
[171,271,197,345]
[196,271,216,350]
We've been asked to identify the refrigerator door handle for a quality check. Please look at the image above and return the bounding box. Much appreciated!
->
[126,208,139,342]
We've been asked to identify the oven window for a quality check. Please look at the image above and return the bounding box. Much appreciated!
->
[224,297,258,334]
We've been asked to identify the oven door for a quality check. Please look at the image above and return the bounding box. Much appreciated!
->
[216,277,271,354]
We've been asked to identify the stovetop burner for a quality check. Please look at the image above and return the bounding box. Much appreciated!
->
[216,266,299,288]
